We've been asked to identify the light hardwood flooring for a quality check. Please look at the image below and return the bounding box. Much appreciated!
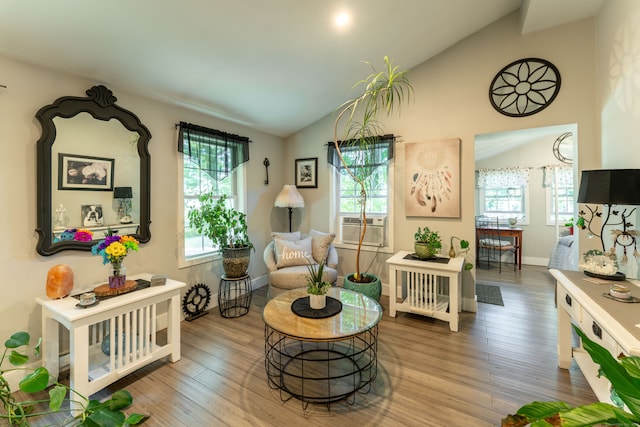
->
[27,265,596,427]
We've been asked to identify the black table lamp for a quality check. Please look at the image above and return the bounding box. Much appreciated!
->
[577,169,640,257]
[113,186,133,223]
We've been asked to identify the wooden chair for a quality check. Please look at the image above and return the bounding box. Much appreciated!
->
[476,217,516,272]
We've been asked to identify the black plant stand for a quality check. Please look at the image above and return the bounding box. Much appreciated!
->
[218,274,252,318]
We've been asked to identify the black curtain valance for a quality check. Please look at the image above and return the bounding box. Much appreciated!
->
[326,134,396,174]
[177,121,250,181]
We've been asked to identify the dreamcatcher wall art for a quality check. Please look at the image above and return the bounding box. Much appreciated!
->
[405,138,461,218]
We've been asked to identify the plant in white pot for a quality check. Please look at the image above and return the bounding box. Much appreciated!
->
[332,56,412,301]
[187,193,253,278]
[305,259,332,310]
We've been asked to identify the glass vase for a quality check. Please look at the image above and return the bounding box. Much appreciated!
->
[108,261,126,289]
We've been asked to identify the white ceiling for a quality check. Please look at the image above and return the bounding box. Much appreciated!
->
[0,0,604,137]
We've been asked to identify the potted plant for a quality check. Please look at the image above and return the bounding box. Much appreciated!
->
[0,331,147,426]
[305,259,332,310]
[414,226,442,260]
[187,193,253,278]
[502,325,640,426]
[448,236,474,270]
[332,56,413,301]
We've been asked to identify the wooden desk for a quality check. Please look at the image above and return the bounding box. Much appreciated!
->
[475,226,522,269]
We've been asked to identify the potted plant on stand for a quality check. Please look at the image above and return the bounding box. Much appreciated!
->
[305,259,332,310]
[332,56,413,301]
[414,226,442,260]
[188,193,253,278]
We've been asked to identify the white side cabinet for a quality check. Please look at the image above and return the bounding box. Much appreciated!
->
[551,269,640,404]
[387,251,464,331]
[36,274,185,413]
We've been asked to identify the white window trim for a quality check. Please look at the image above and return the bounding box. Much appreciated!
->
[476,186,530,226]
[544,185,574,226]
[177,153,247,269]
[329,161,394,254]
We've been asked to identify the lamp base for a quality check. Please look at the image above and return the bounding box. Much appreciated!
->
[119,215,132,224]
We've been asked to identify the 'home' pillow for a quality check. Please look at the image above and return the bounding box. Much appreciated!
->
[274,237,314,268]
[309,229,336,264]
[271,231,301,241]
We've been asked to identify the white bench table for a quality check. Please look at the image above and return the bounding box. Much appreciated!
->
[387,251,464,331]
[36,273,185,413]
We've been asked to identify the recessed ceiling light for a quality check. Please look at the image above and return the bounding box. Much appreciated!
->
[335,12,350,28]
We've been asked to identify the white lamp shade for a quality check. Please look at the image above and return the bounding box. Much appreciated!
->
[275,185,305,208]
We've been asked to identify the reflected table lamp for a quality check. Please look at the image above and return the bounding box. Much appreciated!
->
[113,186,133,224]
[577,169,640,258]
[275,185,304,232]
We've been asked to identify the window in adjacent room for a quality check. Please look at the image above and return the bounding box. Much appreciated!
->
[543,165,574,226]
[177,122,249,267]
[327,135,395,248]
[476,167,531,224]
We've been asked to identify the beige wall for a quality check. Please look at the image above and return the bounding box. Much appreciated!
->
[0,56,283,343]
[593,0,640,278]
[285,12,599,308]
[3,2,631,342]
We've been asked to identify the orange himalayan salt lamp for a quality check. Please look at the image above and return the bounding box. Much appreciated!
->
[46,264,74,299]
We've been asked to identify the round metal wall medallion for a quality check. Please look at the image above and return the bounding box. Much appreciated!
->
[489,58,561,117]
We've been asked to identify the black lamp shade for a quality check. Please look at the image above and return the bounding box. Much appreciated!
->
[113,186,133,199]
[577,169,640,205]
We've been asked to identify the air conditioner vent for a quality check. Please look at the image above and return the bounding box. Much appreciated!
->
[341,216,386,247]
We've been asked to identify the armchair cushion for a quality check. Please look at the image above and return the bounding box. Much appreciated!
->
[271,231,301,241]
[274,237,313,268]
[309,229,336,264]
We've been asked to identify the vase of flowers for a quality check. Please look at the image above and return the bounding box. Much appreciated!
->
[92,235,139,289]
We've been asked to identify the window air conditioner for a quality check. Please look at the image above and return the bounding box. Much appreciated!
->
[341,216,386,247]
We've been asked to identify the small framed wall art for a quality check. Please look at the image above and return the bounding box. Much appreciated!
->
[295,157,318,188]
[58,153,114,191]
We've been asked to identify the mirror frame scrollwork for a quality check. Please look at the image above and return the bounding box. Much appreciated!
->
[36,85,152,256]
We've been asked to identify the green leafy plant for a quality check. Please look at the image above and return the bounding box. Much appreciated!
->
[414,226,442,248]
[502,325,640,426]
[332,56,412,282]
[1,332,147,426]
[449,236,474,270]
[187,193,252,250]
[305,259,332,295]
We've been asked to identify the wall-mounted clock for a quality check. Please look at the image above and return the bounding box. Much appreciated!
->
[489,58,561,117]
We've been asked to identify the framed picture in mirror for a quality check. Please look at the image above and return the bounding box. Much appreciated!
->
[59,153,114,191]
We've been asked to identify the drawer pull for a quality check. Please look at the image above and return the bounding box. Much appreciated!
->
[565,294,572,306]
[592,321,602,339]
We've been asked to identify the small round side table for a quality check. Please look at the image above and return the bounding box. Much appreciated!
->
[218,274,252,318]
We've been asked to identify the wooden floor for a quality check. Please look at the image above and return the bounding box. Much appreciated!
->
[29,265,596,426]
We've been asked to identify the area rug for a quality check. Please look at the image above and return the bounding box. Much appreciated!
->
[476,283,504,306]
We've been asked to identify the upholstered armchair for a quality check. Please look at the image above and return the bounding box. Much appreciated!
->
[263,230,339,298]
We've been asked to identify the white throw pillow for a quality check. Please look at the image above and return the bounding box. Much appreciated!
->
[274,237,314,268]
[309,229,336,264]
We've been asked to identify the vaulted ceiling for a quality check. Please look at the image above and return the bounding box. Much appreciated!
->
[0,0,604,137]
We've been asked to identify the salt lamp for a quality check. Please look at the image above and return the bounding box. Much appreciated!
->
[46,264,74,299]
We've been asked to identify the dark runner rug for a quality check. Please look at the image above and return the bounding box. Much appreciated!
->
[476,283,504,306]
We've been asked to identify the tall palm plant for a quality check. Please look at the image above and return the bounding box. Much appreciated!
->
[332,56,412,282]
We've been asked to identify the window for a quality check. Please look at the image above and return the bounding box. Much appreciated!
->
[177,122,249,266]
[544,165,574,225]
[476,167,531,223]
[327,135,394,247]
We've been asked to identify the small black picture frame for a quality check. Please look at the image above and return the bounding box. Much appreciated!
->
[295,157,317,188]
[59,153,114,191]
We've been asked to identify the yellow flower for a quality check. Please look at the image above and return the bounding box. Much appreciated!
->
[105,242,127,259]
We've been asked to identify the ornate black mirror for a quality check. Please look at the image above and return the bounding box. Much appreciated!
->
[36,85,151,256]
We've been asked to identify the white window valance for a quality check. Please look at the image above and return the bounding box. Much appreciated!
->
[476,167,531,189]
[542,165,573,187]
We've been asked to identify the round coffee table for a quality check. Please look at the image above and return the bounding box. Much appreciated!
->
[262,287,382,408]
